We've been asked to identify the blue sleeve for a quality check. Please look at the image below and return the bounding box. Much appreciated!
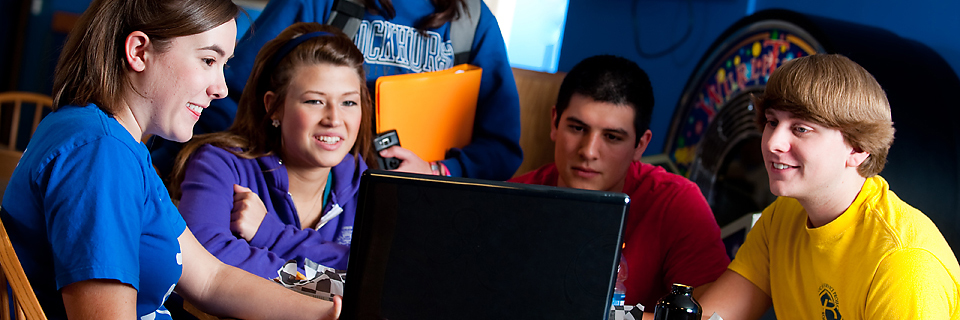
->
[178,146,349,279]
[42,138,145,290]
[440,2,523,180]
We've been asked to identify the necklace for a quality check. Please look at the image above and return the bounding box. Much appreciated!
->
[290,185,325,229]
[284,165,333,229]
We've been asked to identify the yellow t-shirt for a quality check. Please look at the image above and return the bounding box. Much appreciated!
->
[729,175,960,319]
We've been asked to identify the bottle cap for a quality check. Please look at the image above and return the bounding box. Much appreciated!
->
[671,283,694,295]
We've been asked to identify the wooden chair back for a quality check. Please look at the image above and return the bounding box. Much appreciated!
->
[0,217,47,320]
[0,150,21,200]
[511,68,566,177]
[0,92,53,151]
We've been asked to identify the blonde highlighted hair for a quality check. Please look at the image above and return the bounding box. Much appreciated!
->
[754,54,895,177]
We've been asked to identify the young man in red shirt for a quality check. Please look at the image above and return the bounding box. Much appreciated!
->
[510,55,729,309]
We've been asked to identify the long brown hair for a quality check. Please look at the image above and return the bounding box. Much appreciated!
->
[364,0,469,31]
[53,0,239,114]
[170,22,376,200]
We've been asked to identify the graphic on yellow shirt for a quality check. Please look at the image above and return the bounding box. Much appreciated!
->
[819,283,842,320]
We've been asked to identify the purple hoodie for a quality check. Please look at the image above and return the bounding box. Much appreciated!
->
[177,144,365,278]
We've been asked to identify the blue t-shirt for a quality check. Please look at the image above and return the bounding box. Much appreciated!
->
[0,104,185,320]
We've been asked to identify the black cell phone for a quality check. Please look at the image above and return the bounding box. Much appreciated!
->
[373,130,402,170]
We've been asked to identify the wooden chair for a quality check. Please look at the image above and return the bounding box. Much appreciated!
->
[0,92,53,151]
[0,150,21,200]
[0,217,46,320]
[511,68,566,177]
[0,94,45,318]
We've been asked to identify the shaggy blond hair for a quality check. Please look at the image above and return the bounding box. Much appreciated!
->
[754,54,895,177]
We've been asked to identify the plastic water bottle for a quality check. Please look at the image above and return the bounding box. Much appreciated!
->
[611,253,627,307]
[653,283,701,320]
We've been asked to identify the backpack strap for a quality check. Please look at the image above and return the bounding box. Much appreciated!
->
[451,0,481,65]
[326,0,365,39]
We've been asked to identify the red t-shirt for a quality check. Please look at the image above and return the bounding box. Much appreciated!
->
[510,161,730,308]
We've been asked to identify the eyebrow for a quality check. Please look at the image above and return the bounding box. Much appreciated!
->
[200,45,226,58]
[302,90,361,96]
[565,116,629,136]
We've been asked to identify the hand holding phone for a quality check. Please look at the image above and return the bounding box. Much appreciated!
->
[373,130,402,170]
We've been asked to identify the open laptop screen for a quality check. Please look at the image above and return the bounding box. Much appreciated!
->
[343,171,629,320]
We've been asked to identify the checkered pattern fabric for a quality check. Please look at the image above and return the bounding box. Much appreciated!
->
[274,259,346,301]
[609,303,644,320]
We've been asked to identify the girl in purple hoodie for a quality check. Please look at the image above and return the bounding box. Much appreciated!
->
[170,22,376,278]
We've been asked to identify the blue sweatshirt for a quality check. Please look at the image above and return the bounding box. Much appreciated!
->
[177,144,365,277]
[149,0,523,181]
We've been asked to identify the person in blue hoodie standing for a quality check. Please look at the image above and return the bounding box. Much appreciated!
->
[170,23,375,277]
[152,0,523,181]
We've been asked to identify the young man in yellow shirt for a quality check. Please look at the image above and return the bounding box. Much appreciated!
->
[691,54,960,319]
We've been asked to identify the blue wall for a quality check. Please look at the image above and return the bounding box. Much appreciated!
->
[16,0,91,94]
[558,0,960,156]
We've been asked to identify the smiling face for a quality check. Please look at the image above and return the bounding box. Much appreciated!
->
[136,19,237,142]
[762,108,867,200]
[552,93,649,192]
[270,63,363,170]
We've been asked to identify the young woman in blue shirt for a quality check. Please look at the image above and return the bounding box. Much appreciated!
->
[0,0,340,319]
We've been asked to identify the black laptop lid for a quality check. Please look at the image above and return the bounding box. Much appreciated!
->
[343,171,630,320]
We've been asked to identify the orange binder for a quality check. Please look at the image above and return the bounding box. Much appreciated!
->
[375,64,482,162]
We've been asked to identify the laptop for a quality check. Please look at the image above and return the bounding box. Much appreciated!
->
[342,170,630,320]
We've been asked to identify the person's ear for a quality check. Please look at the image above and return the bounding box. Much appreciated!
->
[550,106,558,142]
[125,31,151,72]
[847,147,870,168]
[264,91,282,120]
[633,130,652,162]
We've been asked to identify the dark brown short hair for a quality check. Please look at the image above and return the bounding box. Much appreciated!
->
[753,54,895,177]
[555,55,654,147]
[53,0,239,114]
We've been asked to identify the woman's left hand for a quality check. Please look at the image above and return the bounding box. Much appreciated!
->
[378,146,433,175]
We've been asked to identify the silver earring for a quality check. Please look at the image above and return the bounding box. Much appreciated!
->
[272,119,280,127]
